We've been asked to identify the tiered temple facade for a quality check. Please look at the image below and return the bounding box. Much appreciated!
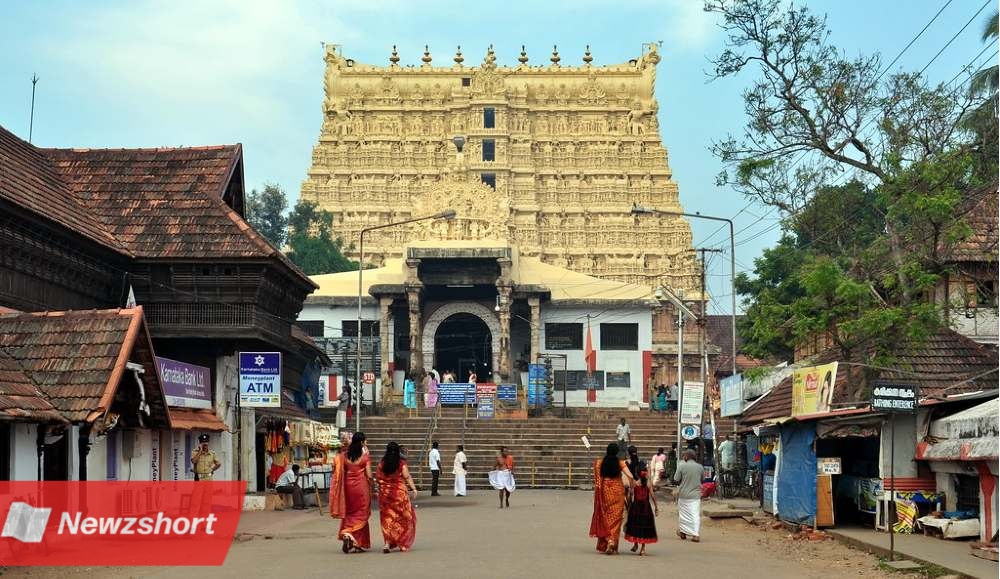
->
[300,43,700,293]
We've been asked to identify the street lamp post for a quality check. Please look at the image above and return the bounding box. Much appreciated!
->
[631,204,737,377]
[356,209,457,432]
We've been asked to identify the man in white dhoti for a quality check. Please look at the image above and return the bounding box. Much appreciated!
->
[488,446,515,508]
[673,449,703,542]
[453,445,468,497]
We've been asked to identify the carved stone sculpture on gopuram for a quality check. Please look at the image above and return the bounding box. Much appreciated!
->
[302,43,699,291]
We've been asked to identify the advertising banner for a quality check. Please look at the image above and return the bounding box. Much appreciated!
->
[680,381,705,425]
[238,352,281,408]
[155,357,212,409]
[0,481,244,565]
[791,362,838,417]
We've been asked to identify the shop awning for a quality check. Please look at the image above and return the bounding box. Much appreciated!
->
[169,408,229,432]
[917,398,998,461]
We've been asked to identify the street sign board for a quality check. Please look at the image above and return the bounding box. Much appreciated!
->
[680,381,705,425]
[497,384,517,402]
[817,457,842,475]
[239,352,281,407]
[362,372,376,385]
[680,424,700,440]
[871,382,919,413]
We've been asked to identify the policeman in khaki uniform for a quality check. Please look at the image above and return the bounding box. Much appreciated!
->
[191,434,221,480]
[190,434,221,516]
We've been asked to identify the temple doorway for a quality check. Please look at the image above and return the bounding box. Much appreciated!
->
[434,313,493,381]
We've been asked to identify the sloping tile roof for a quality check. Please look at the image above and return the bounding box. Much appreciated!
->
[739,329,999,425]
[940,183,999,263]
[0,126,125,254]
[0,126,313,287]
[169,408,228,432]
[47,146,314,286]
[0,349,67,423]
[45,146,256,259]
[256,389,310,420]
[0,308,140,422]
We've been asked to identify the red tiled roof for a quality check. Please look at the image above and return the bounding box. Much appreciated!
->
[45,146,256,259]
[940,183,999,263]
[0,126,125,254]
[169,408,228,432]
[256,389,310,420]
[739,329,999,425]
[46,146,314,286]
[0,349,67,423]
[0,126,313,288]
[0,308,162,423]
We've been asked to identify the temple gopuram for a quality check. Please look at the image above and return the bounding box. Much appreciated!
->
[300,43,699,292]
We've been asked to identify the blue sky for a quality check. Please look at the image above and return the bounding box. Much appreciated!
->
[1,1,993,313]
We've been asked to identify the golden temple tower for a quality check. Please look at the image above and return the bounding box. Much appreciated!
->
[301,43,699,291]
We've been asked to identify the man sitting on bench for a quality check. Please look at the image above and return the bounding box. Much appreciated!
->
[276,464,306,510]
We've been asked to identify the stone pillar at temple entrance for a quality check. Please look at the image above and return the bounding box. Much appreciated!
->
[379,296,393,387]
[497,257,513,379]
[528,296,541,364]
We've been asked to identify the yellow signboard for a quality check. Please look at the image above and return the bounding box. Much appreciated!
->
[791,362,838,416]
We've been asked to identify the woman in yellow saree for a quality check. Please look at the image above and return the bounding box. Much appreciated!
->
[375,441,418,553]
[589,443,635,555]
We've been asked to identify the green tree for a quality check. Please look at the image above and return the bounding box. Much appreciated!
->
[962,8,999,178]
[706,0,989,361]
[286,199,357,275]
[245,183,288,248]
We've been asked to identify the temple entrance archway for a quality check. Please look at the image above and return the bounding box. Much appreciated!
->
[434,314,493,381]
[422,301,500,380]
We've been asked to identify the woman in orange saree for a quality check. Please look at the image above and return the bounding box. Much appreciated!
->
[589,443,634,555]
[329,432,372,553]
[375,442,418,553]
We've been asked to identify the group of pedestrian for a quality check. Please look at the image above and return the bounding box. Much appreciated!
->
[328,433,517,553]
[590,443,703,555]
[427,441,470,497]
[328,432,419,554]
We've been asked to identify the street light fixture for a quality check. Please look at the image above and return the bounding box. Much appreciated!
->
[631,203,737,377]
[355,209,457,431]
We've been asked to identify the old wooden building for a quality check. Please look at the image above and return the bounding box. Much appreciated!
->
[0,125,322,486]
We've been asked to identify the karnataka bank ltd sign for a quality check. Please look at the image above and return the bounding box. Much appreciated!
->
[0,482,244,566]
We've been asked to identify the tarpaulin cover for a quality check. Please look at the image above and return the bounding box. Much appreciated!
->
[777,422,816,525]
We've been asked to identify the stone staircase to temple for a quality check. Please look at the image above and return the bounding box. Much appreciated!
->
[358,408,736,491]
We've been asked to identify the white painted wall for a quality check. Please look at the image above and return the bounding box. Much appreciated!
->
[11,423,38,481]
[539,305,652,408]
[880,414,919,479]
[299,302,378,339]
[214,353,242,486]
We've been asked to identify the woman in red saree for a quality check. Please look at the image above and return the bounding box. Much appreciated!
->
[589,443,634,555]
[329,432,372,553]
[375,441,418,553]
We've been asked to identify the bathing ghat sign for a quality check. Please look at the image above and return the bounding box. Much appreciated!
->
[870,382,919,413]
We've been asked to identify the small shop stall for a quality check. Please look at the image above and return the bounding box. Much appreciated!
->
[917,397,999,541]
[260,416,338,493]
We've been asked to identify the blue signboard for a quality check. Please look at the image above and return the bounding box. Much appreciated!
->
[239,352,281,407]
[438,382,476,405]
[476,384,496,419]
[497,384,518,402]
[527,364,549,406]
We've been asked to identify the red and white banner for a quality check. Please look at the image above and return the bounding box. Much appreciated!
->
[0,481,244,566]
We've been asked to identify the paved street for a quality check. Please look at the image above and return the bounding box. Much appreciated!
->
[8,490,907,579]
